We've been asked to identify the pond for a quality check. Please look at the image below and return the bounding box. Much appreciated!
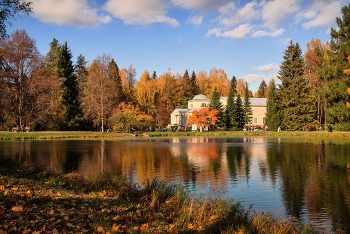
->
[1,136,350,233]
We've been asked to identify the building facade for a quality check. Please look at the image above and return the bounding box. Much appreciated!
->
[170,94,267,127]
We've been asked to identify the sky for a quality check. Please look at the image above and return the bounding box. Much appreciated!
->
[8,0,349,92]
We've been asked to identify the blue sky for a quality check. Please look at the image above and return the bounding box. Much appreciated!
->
[8,0,348,92]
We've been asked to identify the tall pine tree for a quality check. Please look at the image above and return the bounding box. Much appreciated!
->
[209,87,224,128]
[278,41,315,130]
[257,80,267,98]
[243,82,253,125]
[235,94,244,128]
[108,58,124,105]
[319,3,350,126]
[225,76,238,129]
[57,42,82,130]
[265,79,282,130]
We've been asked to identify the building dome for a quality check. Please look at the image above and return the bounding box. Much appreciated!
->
[192,94,208,100]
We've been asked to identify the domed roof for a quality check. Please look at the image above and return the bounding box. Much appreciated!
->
[192,94,208,100]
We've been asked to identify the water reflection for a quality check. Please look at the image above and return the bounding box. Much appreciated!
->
[1,137,350,233]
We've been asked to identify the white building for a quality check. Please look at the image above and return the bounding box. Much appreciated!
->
[170,94,267,127]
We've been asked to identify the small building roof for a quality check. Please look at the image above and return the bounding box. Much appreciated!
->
[192,94,209,100]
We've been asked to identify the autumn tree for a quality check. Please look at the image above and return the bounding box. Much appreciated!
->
[157,72,184,124]
[265,79,282,130]
[208,68,230,96]
[109,102,153,132]
[197,71,211,96]
[81,55,116,131]
[209,87,224,128]
[120,65,136,103]
[304,38,329,125]
[0,0,32,38]
[236,78,246,97]
[187,107,218,128]
[243,82,253,125]
[135,70,157,116]
[0,29,42,128]
[278,41,315,130]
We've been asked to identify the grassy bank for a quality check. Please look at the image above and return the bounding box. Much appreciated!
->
[1,130,350,140]
[0,131,132,140]
[0,161,318,233]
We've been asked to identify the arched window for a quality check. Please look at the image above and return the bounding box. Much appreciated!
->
[201,103,206,107]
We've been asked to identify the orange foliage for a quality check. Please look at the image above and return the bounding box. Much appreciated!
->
[187,107,218,127]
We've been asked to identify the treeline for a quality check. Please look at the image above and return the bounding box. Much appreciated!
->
[1,3,350,132]
[0,30,249,131]
[266,4,350,131]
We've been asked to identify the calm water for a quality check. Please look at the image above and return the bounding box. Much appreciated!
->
[1,136,350,233]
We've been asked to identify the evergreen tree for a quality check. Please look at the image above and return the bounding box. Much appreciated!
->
[57,42,82,129]
[209,87,224,128]
[243,82,253,125]
[225,77,238,129]
[278,41,315,130]
[75,54,88,93]
[108,58,124,104]
[235,94,244,128]
[319,3,350,125]
[189,71,200,96]
[180,69,191,108]
[265,79,282,130]
[257,80,267,98]
[152,71,157,79]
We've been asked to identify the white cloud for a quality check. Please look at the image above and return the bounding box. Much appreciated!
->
[206,24,253,39]
[219,1,260,28]
[103,0,178,27]
[170,0,231,11]
[261,0,300,28]
[255,63,279,72]
[186,15,203,26]
[301,1,342,29]
[31,0,111,27]
[251,28,285,37]
[242,73,278,84]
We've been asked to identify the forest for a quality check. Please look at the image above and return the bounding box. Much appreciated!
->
[0,3,350,132]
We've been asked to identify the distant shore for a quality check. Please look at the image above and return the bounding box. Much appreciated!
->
[1,130,350,140]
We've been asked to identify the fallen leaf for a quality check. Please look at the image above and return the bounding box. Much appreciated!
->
[97,226,104,233]
[111,224,119,232]
[11,206,23,212]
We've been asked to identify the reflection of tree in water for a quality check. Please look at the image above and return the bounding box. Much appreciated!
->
[226,142,252,183]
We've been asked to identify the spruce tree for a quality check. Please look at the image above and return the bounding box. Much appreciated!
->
[265,79,282,130]
[189,71,200,96]
[235,94,244,128]
[57,42,82,130]
[257,80,267,98]
[225,76,238,129]
[209,87,224,128]
[108,58,124,104]
[243,82,253,125]
[319,3,350,125]
[278,41,315,130]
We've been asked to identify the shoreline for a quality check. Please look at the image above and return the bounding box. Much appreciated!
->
[1,130,350,140]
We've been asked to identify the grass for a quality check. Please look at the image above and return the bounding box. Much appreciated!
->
[0,160,323,234]
[1,129,350,140]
